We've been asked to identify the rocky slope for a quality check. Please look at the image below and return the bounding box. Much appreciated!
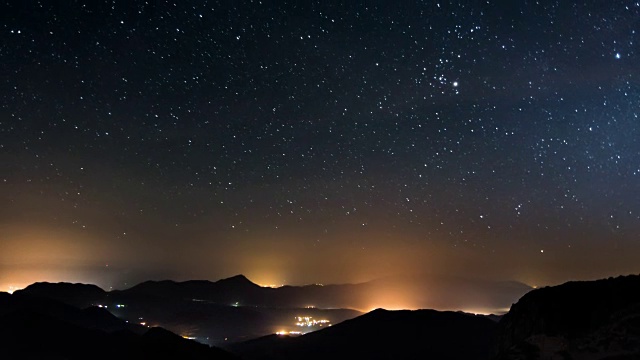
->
[496,274,640,359]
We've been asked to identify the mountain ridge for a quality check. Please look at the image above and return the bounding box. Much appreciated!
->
[230,307,498,360]
[496,274,640,359]
[18,273,530,313]
[0,291,237,359]
[8,273,640,359]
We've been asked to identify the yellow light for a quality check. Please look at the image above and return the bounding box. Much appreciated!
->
[6,285,22,295]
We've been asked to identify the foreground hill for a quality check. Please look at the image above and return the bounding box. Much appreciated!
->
[229,308,498,360]
[0,292,236,360]
[496,274,640,359]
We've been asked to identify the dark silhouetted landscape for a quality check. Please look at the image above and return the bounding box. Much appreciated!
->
[2,274,640,359]
[13,273,530,344]
[0,290,237,360]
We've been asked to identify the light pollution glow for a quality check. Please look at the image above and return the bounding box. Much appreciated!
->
[2,222,640,312]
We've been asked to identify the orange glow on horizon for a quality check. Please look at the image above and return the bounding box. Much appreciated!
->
[2,285,23,294]
[459,307,510,315]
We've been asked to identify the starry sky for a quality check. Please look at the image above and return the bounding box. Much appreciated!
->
[2,0,640,292]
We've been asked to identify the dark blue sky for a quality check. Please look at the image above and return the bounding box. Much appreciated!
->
[1,0,639,290]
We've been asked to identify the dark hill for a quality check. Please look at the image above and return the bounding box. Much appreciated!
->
[230,308,498,360]
[16,281,106,308]
[218,274,257,286]
[0,290,136,333]
[122,275,262,301]
[0,292,237,360]
[496,274,640,359]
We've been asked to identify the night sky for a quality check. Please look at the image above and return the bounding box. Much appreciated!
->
[2,1,640,293]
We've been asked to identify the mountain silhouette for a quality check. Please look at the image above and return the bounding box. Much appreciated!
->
[16,276,363,344]
[230,308,498,360]
[0,290,139,333]
[496,274,640,359]
[7,274,640,359]
[122,275,262,302]
[18,273,530,312]
[14,274,530,345]
[16,281,106,308]
[229,275,640,359]
[0,291,237,360]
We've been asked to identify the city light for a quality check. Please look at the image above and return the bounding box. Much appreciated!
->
[276,331,302,336]
[258,284,284,288]
[295,316,330,327]
[275,316,332,336]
